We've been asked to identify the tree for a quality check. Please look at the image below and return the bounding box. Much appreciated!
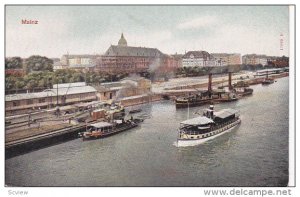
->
[15,80,25,90]
[5,76,16,90]
[24,55,53,73]
[5,57,23,69]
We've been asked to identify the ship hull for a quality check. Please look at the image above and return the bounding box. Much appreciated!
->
[80,122,139,141]
[213,97,238,103]
[175,99,211,108]
[177,118,241,147]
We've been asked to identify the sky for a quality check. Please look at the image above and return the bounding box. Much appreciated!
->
[5,5,290,58]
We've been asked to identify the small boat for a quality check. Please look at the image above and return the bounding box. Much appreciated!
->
[262,78,275,85]
[177,105,241,147]
[261,69,275,85]
[79,119,141,141]
[233,81,253,96]
[235,87,253,96]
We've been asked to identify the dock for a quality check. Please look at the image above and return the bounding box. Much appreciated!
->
[5,124,87,158]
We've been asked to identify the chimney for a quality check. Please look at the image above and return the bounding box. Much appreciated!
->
[208,73,212,92]
[228,72,232,90]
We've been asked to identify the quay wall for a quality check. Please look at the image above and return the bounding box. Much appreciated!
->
[5,124,86,159]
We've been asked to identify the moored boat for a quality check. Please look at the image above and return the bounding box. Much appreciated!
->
[262,78,275,85]
[261,69,275,85]
[79,118,141,141]
[175,93,211,108]
[177,105,241,147]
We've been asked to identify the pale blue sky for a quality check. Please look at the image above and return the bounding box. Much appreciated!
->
[6,5,290,58]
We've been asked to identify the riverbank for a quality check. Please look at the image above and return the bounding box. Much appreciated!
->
[5,72,289,157]
[5,76,289,186]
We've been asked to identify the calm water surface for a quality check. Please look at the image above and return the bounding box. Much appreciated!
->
[5,77,289,186]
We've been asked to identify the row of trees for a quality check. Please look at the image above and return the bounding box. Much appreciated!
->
[6,69,129,91]
[5,56,131,92]
[175,64,280,78]
[175,65,237,77]
[5,56,54,72]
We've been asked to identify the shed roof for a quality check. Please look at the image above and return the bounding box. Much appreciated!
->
[6,84,97,102]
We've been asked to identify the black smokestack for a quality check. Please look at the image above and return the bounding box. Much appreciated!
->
[208,73,212,92]
[228,72,232,90]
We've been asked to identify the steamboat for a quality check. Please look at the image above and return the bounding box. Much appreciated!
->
[233,81,253,96]
[175,93,211,108]
[175,73,238,108]
[177,105,241,147]
[79,118,142,141]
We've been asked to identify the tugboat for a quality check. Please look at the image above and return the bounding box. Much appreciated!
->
[79,118,142,141]
[177,105,241,147]
[175,92,211,108]
[175,72,238,108]
[211,89,238,103]
[233,81,253,96]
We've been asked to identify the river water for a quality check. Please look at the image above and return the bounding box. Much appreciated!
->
[5,77,289,186]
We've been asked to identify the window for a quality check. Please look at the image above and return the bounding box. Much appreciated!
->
[39,98,46,103]
[27,100,33,105]
[12,101,20,107]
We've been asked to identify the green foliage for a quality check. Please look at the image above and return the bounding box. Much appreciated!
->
[5,68,129,91]
[24,55,54,73]
[5,57,23,69]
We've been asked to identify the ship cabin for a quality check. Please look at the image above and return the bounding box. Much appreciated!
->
[179,116,215,135]
[87,122,113,133]
[212,108,240,125]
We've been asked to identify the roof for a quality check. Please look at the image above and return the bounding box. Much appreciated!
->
[90,122,113,128]
[211,53,240,57]
[104,45,164,57]
[214,108,239,119]
[94,86,109,92]
[182,51,214,60]
[180,116,214,126]
[53,82,86,89]
[6,84,97,102]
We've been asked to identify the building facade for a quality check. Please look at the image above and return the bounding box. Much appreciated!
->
[212,53,241,66]
[60,54,98,70]
[242,54,275,66]
[95,33,180,74]
[5,82,97,115]
[182,51,215,67]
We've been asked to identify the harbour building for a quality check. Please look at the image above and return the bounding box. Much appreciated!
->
[95,33,180,73]
[182,51,216,67]
[5,82,97,116]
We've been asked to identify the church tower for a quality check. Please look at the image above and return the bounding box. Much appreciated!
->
[118,33,127,47]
